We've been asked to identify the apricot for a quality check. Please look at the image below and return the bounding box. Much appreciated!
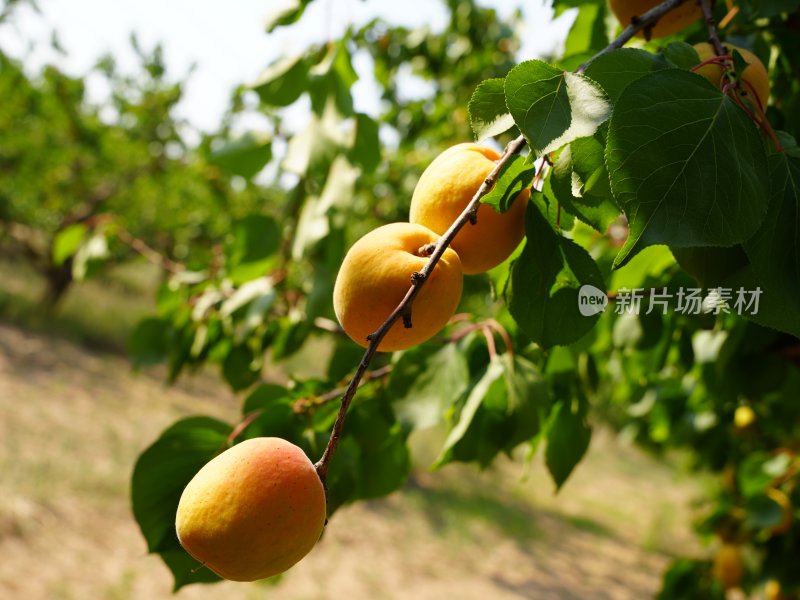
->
[409,143,529,275]
[693,42,770,110]
[608,0,702,38]
[766,580,789,600]
[734,405,756,430]
[333,222,463,351]
[712,543,744,590]
[175,437,326,581]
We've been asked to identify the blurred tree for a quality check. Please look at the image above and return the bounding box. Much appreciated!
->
[0,34,275,305]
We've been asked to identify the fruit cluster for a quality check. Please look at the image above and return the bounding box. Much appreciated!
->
[171,142,530,582]
[333,142,529,352]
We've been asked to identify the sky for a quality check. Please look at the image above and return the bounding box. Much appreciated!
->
[0,0,574,132]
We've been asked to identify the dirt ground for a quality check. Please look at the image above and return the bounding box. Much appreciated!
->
[0,321,704,600]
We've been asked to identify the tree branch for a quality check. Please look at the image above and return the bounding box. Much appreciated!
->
[699,0,727,57]
[313,136,526,483]
[314,0,696,486]
[576,0,693,73]
[114,225,185,274]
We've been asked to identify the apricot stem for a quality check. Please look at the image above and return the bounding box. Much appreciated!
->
[696,0,783,153]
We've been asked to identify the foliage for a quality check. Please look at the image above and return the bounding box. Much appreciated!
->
[0,36,273,305]
[27,0,792,594]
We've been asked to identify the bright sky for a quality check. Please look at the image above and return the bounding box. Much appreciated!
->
[0,0,573,132]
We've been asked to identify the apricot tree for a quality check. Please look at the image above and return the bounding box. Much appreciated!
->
[130,0,800,597]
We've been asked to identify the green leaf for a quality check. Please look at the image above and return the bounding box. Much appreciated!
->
[71,233,109,281]
[434,357,507,467]
[503,355,551,448]
[545,396,592,490]
[348,112,381,173]
[131,416,231,589]
[208,133,272,179]
[387,343,470,431]
[292,156,360,259]
[505,60,610,156]
[434,355,549,468]
[658,559,725,600]
[744,493,786,530]
[535,179,576,232]
[282,109,343,176]
[129,317,170,368]
[672,245,800,338]
[738,452,777,497]
[583,48,673,103]
[468,78,515,141]
[252,53,308,107]
[219,277,275,319]
[507,204,605,347]
[606,69,770,268]
[308,41,357,116]
[480,153,536,213]
[549,136,619,232]
[743,151,800,314]
[239,385,307,443]
[325,393,410,512]
[264,0,313,33]
[562,0,608,56]
[661,42,701,71]
[222,345,260,391]
[52,223,88,266]
[225,214,280,284]
[242,383,288,414]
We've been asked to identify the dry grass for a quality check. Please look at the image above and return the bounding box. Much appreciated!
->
[0,321,703,600]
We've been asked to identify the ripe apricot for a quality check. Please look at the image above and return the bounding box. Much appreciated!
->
[693,42,770,110]
[409,143,528,275]
[766,579,789,600]
[734,405,756,430]
[333,222,463,351]
[712,543,744,590]
[608,0,702,38]
[176,437,326,581]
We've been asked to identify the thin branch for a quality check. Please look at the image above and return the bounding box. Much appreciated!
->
[293,365,394,413]
[314,0,697,486]
[699,0,727,57]
[576,0,693,73]
[114,225,185,274]
[314,136,526,483]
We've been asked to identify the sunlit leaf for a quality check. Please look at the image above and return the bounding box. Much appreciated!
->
[606,69,770,267]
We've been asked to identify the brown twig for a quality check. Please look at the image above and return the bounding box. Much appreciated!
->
[293,364,394,413]
[314,135,526,484]
[314,0,699,486]
[114,225,185,274]
[576,0,692,73]
[699,0,727,57]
